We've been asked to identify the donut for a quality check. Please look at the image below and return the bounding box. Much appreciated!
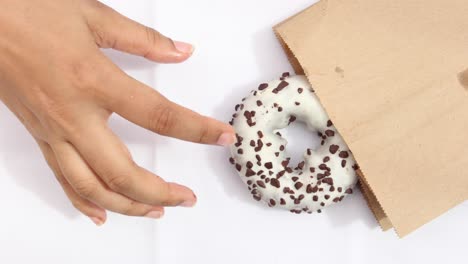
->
[228,73,359,214]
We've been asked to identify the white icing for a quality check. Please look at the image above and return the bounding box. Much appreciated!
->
[229,75,358,213]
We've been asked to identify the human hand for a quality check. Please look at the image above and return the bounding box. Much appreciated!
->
[0,0,234,225]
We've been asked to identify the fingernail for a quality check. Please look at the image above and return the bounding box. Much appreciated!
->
[145,211,164,219]
[90,217,104,226]
[173,41,194,54]
[217,132,236,147]
[179,199,197,208]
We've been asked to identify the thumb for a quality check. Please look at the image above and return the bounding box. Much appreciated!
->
[84,1,193,63]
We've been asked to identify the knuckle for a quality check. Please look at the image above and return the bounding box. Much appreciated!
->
[23,118,46,140]
[142,26,165,58]
[144,26,161,47]
[156,184,172,206]
[148,103,176,135]
[120,203,138,216]
[197,122,210,144]
[73,178,99,199]
[92,27,113,48]
[70,199,85,213]
[158,197,172,207]
[106,172,132,193]
[68,59,101,89]
[34,95,76,135]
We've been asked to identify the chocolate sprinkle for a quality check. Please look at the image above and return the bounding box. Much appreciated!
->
[258,83,268,90]
[322,178,334,185]
[294,182,304,190]
[256,100,263,106]
[318,164,329,171]
[288,115,297,125]
[341,160,347,168]
[257,131,264,138]
[325,130,335,137]
[246,161,253,169]
[270,178,280,188]
[245,169,256,177]
[269,199,276,206]
[297,88,303,94]
[280,198,286,205]
[297,161,305,170]
[257,181,266,188]
[276,170,286,178]
[264,162,273,169]
[254,139,264,152]
[272,81,289,94]
[329,145,339,154]
[339,151,349,159]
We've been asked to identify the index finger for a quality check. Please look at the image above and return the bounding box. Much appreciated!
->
[105,72,235,146]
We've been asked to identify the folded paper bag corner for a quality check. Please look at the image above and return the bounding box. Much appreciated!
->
[274,0,468,237]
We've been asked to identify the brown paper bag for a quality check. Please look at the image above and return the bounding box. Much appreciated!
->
[275,0,468,237]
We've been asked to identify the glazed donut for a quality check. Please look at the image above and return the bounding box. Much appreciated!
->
[229,73,359,214]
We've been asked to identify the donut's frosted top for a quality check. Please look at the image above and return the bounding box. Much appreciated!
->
[229,74,358,214]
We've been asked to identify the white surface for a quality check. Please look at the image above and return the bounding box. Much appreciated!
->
[0,1,467,264]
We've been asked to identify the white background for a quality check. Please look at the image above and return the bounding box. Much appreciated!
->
[1,0,467,263]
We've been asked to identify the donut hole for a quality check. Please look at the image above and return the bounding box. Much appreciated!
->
[276,120,321,168]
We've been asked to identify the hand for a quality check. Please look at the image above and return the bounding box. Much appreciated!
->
[0,0,235,225]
